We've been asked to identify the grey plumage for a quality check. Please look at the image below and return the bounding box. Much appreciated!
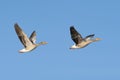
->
[70,26,101,49]
[14,23,48,53]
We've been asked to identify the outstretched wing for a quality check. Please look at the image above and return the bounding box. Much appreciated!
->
[85,34,95,40]
[29,31,36,44]
[14,23,33,48]
[70,26,83,44]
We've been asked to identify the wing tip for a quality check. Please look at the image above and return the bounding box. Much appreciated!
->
[14,23,18,27]
[14,23,21,31]
[70,26,75,29]
[33,30,36,33]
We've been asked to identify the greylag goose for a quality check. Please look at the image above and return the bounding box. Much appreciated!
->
[14,23,47,53]
[70,26,100,49]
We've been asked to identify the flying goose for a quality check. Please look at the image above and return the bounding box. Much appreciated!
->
[14,23,48,53]
[70,26,101,49]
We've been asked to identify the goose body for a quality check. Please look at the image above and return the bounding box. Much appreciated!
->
[14,23,47,53]
[70,26,100,49]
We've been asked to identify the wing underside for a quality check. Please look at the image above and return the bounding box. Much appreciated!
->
[70,26,83,44]
[14,23,33,48]
[29,31,36,44]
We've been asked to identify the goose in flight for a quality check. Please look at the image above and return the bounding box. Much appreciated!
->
[14,23,48,53]
[70,26,101,49]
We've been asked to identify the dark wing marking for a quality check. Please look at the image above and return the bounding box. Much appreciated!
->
[14,23,33,48]
[70,26,83,44]
[85,34,95,38]
[29,31,36,44]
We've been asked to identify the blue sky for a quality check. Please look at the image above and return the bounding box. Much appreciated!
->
[0,0,120,80]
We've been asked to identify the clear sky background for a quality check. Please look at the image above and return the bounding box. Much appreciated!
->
[0,0,120,80]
